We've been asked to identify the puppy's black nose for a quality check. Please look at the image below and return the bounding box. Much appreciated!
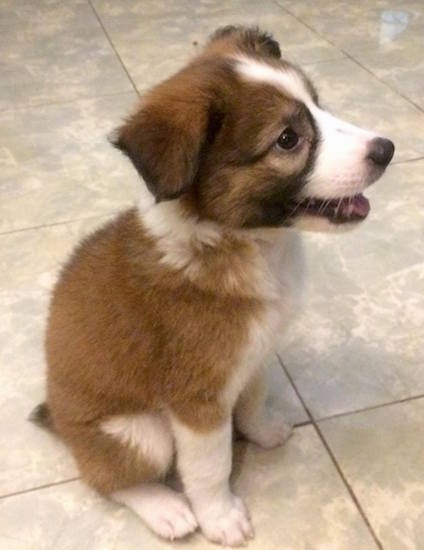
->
[367,137,395,167]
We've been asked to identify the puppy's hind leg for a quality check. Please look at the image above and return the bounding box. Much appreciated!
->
[67,411,198,541]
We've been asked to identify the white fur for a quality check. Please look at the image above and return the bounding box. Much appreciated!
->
[256,407,293,447]
[236,56,312,105]
[101,412,173,475]
[238,401,293,449]
[236,56,379,201]
[138,180,156,214]
[234,367,293,449]
[112,482,198,540]
[306,108,378,199]
[170,415,254,546]
[140,194,222,274]
[222,232,303,410]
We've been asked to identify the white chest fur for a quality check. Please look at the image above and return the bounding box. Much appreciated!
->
[222,229,304,408]
[252,228,304,350]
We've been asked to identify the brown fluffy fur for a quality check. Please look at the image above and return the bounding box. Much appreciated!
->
[45,208,263,492]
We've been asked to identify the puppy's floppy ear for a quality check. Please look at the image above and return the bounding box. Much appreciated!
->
[112,87,211,201]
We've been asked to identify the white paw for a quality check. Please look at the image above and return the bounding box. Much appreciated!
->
[197,495,254,547]
[141,491,198,540]
[244,408,293,449]
[113,483,198,541]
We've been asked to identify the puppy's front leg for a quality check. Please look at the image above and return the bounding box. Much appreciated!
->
[170,415,254,547]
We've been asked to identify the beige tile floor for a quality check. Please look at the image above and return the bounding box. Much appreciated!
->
[1,1,423,549]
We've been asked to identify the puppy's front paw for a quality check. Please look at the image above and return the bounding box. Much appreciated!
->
[244,408,293,449]
[197,495,254,547]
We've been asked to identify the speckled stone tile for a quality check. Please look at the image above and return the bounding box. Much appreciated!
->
[0,218,109,495]
[277,0,423,54]
[0,0,133,110]
[91,0,342,92]
[0,217,111,292]
[0,289,78,496]
[0,427,378,550]
[0,216,306,496]
[277,0,424,109]
[279,160,424,418]
[0,216,109,495]
[0,92,140,233]
[319,398,424,549]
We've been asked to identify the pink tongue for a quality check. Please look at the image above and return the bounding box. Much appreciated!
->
[338,195,370,218]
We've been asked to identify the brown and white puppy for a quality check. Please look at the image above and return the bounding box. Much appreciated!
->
[33,26,394,547]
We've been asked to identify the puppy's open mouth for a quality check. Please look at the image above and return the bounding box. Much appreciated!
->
[292,193,370,224]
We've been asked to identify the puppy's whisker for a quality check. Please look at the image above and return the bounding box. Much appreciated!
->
[335,197,344,217]
[318,199,330,214]
[305,198,314,214]
[290,202,302,216]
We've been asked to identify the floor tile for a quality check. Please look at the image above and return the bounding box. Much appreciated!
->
[0,93,139,232]
[0,427,378,550]
[277,0,424,109]
[350,42,424,110]
[92,0,342,92]
[280,160,424,418]
[277,0,423,55]
[0,217,111,292]
[0,288,78,496]
[319,398,424,549]
[0,217,109,495]
[0,0,133,110]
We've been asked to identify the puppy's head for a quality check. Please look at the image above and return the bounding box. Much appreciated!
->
[113,26,394,230]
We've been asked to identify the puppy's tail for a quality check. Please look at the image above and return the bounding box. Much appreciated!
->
[28,402,54,431]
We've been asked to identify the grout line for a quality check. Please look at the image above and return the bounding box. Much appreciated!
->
[276,354,314,421]
[317,393,424,423]
[300,55,347,67]
[87,0,140,97]
[392,156,424,165]
[312,423,383,549]
[275,0,424,115]
[0,212,118,237]
[293,420,312,428]
[0,478,79,501]
[272,0,338,51]
[277,354,383,549]
[340,49,424,114]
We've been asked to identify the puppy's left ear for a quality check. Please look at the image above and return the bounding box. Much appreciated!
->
[112,86,213,201]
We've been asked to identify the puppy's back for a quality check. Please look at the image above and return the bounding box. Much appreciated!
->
[45,208,157,428]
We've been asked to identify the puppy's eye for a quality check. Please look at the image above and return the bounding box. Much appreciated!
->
[277,128,299,150]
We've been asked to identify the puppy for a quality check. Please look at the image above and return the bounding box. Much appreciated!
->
[32,26,394,547]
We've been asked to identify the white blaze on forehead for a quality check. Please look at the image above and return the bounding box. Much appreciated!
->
[235,56,314,106]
